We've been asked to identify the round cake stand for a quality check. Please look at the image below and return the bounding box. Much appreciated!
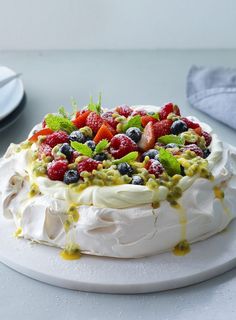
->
[1,215,236,294]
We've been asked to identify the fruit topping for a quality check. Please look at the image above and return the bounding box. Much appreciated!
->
[72,110,91,129]
[59,143,73,160]
[45,131,69,148]
[159,103,180,120]
[110,134,138,159]
[38,143,52,160]
[125,127,142,143]
[29,128,54,142]
[141,149,159,160]
[63,170,80,184]
[153,120,172,139]
[101,111,118,129]
[202,131,212,146]
[93,152,108,161]
[203,149,211,158]
[77,158,101,174]
[93,123,114,144]
[85,140,96,151]
[145,159,164,178]
[182,144,204,158]
[117,162,134,176]
[86,112,103,133]
[141,115,158,127]
[47,160,68,181]
[138,122,156,152]
[170,120,188,135]
[181,117,200,129]
[131,175,144,185]
[116,105,133,117]
[69,131,86,143]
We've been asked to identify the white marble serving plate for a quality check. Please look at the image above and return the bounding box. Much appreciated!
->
[0,214,236,294]
[0,66,24,120]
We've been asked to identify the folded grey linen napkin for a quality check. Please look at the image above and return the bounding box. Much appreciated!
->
[187,65,236,129]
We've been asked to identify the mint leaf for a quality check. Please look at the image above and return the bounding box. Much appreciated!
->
[88,94,102,114]
[158,148,181,176]
[95,139,109,154]
[113,151,139,164]
[58,106,69,118]
[158,135,184,145]
[45,114,76,133]
[123,115,142,132]
[71,141,93,157]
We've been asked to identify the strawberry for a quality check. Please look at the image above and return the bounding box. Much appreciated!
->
[93,123,114,144]
[131,109,147,117]
[153,120,172,139]
[159,103,180,120]
[194,127,203,136]
[72,110,91,129]
[141,115,158,127]
[138,122,156,152]
[86,112,104,133]
[29,128,54,142]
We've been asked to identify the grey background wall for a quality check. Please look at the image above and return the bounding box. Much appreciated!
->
[0,0,235,50]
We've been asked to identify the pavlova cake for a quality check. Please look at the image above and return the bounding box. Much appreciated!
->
[0,98,236,259]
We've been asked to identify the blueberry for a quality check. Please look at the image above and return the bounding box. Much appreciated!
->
[117,162,134,176]
[93,153,107,161]
[170,120,188,135]
[125,127,142,143]
[63,170,80,184]
[69,131,86,143]
[165,143,179,149]
[131,175,144,185]
[85,140,96,151]
[59,143,73,160]
[141,149,159,161]
[203,149,211,158]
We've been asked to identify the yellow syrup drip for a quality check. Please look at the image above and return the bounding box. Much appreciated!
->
[213,186,224,199]
[173,240,191,256]
[14,227,22,238]
[60,243,81,260]
[60,249,81,260]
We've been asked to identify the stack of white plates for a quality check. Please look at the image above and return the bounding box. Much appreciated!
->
[0,66,25,132]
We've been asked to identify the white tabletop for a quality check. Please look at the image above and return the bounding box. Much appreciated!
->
[0,50,236,320]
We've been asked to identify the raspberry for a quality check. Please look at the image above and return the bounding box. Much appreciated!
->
[159,103,180,120]
[101,111,118,129]
[77,158,101,174]
[47,160,68,181]
[116,105,133,117]
[181,117,200,129]
[110,134,138,159]
[86,112,104,133]
[145,159,164,178]
[45,131,69,148]
[153,120,172,139]
[182,144,204,158]
[38,143,52,160]
[202,131,212,147]
[131,109,147,117]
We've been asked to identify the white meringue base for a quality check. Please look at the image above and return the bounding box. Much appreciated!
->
[1,212,236,293]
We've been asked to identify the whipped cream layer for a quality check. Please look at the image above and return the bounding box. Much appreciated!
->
[0,106,236,258]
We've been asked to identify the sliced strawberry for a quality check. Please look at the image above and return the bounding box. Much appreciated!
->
[138,122,156,152]
[141,115,158,127]
[153,120,172,139]
[29,128,54,142]
[194,127,203,136]
[159,103,180,120]
[72,110,91,129]
[93,123,114,144]
[103,121,117,135]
